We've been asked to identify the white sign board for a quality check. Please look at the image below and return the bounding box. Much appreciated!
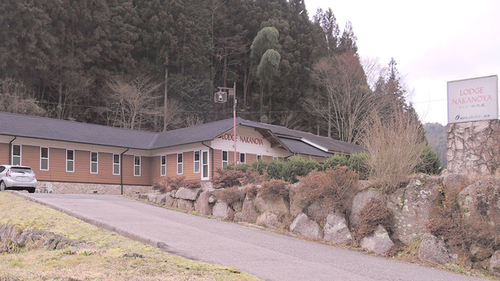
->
[447,75,498,123]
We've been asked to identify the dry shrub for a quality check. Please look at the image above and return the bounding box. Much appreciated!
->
[356,198,393,237]
[241,169,267,185]
[259,179,289,202]
[295,165,359,215]
[362,105,426,193]
[243,184,259,199]
[153,176,200,193]
[213,186,245,205]
[212,168,245,189]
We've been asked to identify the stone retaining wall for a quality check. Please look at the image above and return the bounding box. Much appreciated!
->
[36,181,153,196]
[447,120,500,175]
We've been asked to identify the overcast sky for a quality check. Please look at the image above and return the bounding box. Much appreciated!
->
[304,0,500,125]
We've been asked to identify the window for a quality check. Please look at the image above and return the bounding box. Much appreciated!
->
[239,152,246,164]
[134,156,141,176]
[222,151,228,168]
[257,155,262,161]
[113,154,120,175]
[202,150,209,180]
[12,145,21,165]
[40,147,49,171]
[66,149,75,172]
[160,155,166,176]
[177,153,183,175]
[90,152,98,174]
[194,151,200,173]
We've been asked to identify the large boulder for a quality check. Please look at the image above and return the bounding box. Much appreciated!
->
[306,198,337,225]
[164,192,176,208]
[360,225,394,255]
[195,190,213,216]
[256,212,281,230]
[177,199,194,211]
[490,251,500,274]
[289,182,305,218]
[457,178,500,232]
[155,194,167,205]
[419,233,457,265]
[349,189,383,228]
[235,195,259,223]
[175,187,201,201]
[254,193,289,215]
[387,174,440,245]
[289,213,322,239]
[212,200,231,219]
[323,213,352,244]
[442,173,469,199]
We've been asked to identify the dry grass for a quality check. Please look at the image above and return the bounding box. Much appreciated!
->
[0,192,260,281]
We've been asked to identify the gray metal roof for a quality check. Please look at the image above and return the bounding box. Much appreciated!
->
[0,112,156,149]
[0,112,365,156]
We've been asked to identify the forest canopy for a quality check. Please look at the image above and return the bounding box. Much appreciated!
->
[0,0,418,145]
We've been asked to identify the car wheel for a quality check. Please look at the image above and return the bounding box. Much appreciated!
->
[0,181,5,191]
[28,187,36,193]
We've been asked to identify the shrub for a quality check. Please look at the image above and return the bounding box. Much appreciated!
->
[265,159,285,180]
[240,168,267,185]
[213,186,245,205]
[356,198,393,237]
[414,145,442,175]
[295,165,359,215]
[243,184,259,199]
[152,176,200,193]
[362,106,426,193]
[282,156,321,183]
[212,168,245,189]
[259,179,289,202]
[323,154,348,170]
[347,153,370,180]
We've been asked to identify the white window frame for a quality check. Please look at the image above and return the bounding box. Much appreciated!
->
[239,152,246,164]
[194,151,200,173]
[222,151,228,168]
[177,153,183,175]
[201,150,209,180]
[160,155,167,176]
[113,154,120,175]
[134,156,141,176]
[12,144,21,166]
[90,152,98,174]
[40,147,49,171]
[66,149,75,173]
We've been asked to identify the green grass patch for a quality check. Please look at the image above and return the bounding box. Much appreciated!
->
[0,192,260,281]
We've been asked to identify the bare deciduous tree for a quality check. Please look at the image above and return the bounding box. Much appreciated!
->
[308,51,381,144]
[107,75,162,130]
[0,78,46,116]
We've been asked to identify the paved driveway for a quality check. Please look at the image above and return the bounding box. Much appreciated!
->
[19,193,487,281]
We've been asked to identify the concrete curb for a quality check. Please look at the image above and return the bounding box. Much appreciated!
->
[9,191,175,253]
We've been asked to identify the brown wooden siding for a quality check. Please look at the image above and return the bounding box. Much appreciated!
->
[0,143,9,164]
[17,145,150,185]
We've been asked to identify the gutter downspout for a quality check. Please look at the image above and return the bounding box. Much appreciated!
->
[9,136,17,165]
[120,148,129,195]
[201,142,214,180]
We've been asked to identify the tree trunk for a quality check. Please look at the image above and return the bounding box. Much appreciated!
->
[57,84,63,119]
[163,54,169,132]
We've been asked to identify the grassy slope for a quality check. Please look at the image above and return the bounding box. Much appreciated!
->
[0,192,260,281]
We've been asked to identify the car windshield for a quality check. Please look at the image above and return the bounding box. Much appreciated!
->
[10,167,33,174]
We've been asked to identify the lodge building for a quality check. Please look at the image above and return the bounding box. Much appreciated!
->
[0,112,363,194]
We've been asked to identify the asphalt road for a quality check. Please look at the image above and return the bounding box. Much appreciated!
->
[17,193,488,281]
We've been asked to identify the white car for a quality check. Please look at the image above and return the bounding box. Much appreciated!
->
[0,165,37,193]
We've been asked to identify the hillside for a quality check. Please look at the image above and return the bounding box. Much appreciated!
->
[424,122,447,167]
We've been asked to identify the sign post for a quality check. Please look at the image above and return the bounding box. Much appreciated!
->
[447,75,498,123]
